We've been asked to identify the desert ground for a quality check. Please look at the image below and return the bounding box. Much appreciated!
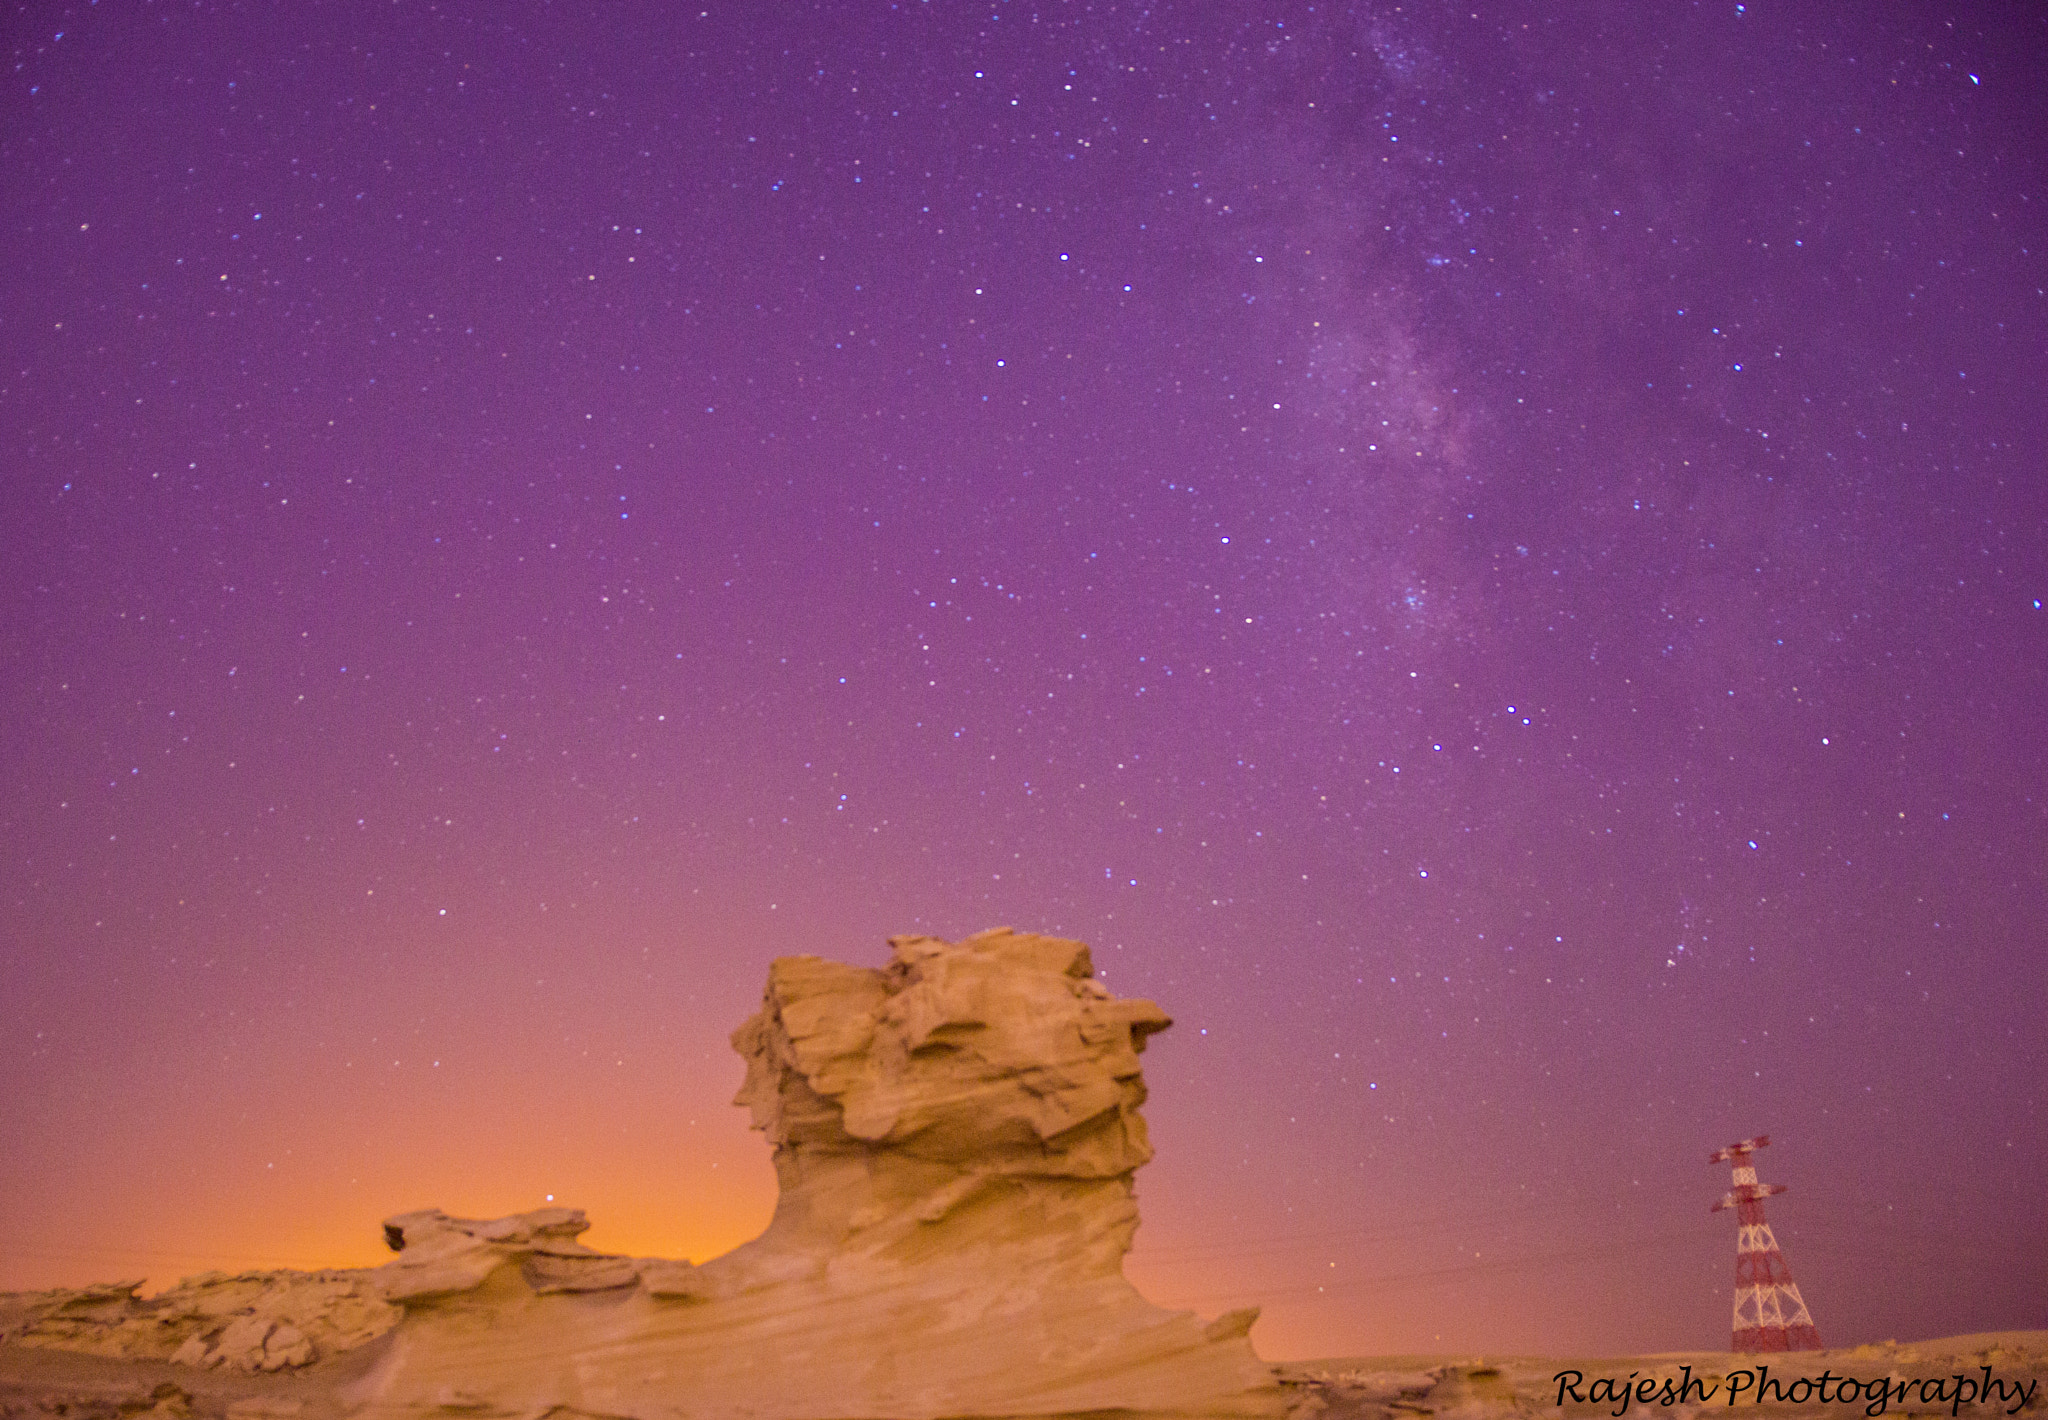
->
[4,1304,2042,1420]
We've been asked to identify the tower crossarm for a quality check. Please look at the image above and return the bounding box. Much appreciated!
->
[1709,1134,1771,1164]
[1712,1182,1787,1212]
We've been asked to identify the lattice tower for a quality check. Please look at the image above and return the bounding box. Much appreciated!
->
[1709,1134,1821,1351]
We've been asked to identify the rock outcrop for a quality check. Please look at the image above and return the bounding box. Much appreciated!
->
[727,926,1172,1271]
[2,929,1283,1420]
[372,1208,639,1301]
[349,928,1280,1420]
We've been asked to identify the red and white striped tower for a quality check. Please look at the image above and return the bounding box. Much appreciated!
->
[1709,1135,1821,1351]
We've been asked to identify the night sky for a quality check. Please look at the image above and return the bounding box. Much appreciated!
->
[4,1,2045,1361]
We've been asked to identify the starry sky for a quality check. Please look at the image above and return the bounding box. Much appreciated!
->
[4,0,2046,1361]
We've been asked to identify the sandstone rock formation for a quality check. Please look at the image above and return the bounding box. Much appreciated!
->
[727,926,1173,1270]
[373,1208,639,1301]
[346,927,1280,1420]
[2,929,1282,1420]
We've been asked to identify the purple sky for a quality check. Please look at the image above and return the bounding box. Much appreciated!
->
[4,1,2045,1359]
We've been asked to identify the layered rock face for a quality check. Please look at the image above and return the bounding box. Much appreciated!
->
[1,930,1281,1420]
[725,927,1173,1277]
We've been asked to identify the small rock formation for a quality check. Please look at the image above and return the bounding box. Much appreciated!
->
[2,930,1283,1420]
[373,1208,639,1300]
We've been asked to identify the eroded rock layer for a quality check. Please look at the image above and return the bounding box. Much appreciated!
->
[0,1273,396,1372]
